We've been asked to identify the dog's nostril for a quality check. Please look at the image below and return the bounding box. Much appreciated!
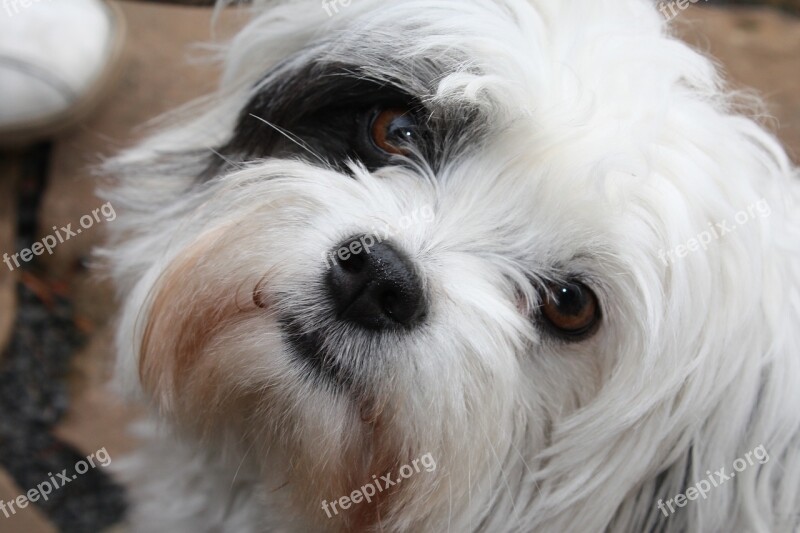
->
[326,236,426,330]
[380,289,407,322]
[340,248,368,273]
[380,290,398,313]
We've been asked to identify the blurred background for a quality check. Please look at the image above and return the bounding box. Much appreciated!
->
[0,1,798,532]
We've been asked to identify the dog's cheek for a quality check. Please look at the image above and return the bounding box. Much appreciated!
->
[135,235,418,528]
[135,228,437,529]
[138,229,265,424]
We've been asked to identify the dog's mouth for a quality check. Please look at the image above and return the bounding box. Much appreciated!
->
[280,317,355,388]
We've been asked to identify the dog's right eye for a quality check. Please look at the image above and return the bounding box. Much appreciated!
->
[354,105,426,168]
[370,107,419,156]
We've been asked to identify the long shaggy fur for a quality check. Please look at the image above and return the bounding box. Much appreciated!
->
[103,0,800,531]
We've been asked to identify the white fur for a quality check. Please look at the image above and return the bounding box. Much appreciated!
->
[103,1,800,531]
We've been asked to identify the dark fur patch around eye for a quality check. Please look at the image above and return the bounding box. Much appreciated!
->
[199,57,486,180]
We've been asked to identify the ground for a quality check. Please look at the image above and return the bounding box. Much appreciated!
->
[0,2,798,532]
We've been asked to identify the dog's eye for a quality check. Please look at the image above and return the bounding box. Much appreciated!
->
[539,281,601,340]
[370,107,418,156]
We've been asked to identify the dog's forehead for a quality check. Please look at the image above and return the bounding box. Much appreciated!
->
[309,4,527,106]
[229,2,534,112]
[219,0,681,262]
[295,1,673,147]
[230,0,673,131]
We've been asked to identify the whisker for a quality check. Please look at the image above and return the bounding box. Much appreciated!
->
[248,113,328,166]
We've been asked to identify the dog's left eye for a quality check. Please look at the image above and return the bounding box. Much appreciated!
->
[369,107,419,156]
[539,281,601,341]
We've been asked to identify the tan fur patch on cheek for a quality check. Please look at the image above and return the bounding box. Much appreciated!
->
[139,230,260,415]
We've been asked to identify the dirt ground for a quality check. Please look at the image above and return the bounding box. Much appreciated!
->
[0,2,798,532]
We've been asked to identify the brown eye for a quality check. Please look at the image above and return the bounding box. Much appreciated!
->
[370,108,417,155]
[540,281,601,340]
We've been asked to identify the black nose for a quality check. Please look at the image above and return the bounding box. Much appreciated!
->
[326,236,426,330]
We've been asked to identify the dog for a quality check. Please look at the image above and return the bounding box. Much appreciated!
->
[103,0,800,531]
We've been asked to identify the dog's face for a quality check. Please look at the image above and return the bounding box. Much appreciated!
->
[109,0,796,531]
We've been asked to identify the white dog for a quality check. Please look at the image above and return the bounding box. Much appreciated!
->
[103,0,800,531]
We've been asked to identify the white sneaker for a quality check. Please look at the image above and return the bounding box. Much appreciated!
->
[0,0,125,146]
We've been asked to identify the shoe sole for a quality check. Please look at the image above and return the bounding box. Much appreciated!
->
[0,1,128,147]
